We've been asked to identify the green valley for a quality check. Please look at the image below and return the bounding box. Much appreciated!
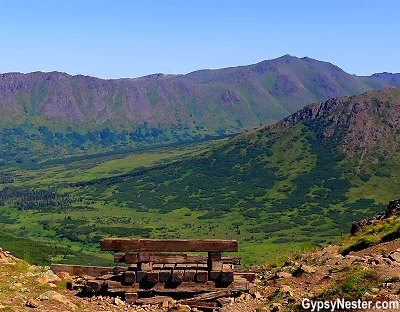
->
[1,88,399,267]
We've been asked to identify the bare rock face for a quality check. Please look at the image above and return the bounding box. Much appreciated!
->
[351,199,400,234]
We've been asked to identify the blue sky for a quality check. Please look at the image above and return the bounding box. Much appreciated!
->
[2,0,399,78]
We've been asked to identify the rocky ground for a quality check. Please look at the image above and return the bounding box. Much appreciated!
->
[2,237,400,312]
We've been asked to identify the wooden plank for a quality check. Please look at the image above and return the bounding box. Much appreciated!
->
[113,266,129,274]
[136,296,174,305]
[124,271,136,283]
[209,271,221,281]
[180,300,218,310]
[196,270,209,282]
[105,280,249,292]
[183,269,196,282]
[194,290,231,301]
[159,264,173,282]
[105,280,139,293]
[171,269,184,283]
[233,272,256,283]
[147,271,159,283]
[222,256,242,265]
[136,271,147,283]
[139,262,153,271]
[85,280,103,293]
[208,252,223,271]
[159,271,172,282]
[153,263,164,270]
[221,264,234,283]
[114,253,241,265]
[50,264,114,277]
[101,239,238,252]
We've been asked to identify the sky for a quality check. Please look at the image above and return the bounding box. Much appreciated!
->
[2,0,399,79]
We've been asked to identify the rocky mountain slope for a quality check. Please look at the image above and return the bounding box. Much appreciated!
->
[2,55,400,165]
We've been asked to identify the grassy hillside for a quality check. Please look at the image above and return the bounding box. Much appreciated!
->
[1,88,400,266]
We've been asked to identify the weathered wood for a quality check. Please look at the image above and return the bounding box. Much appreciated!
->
[221,264,234,283]
[208,252,223,272]
[180,300,218,310]
[147,271,159,283]
[113,266,129,274]
[124,271,136,283]
[209,270,221,281]
[85,280,103,293]
[159,263,174,282]
[196,270,209,282]
[139,262,153,271]
[136,296,174,305]
[234,272,256,283]
[194,290,231,301]
[222,256,242,265]
[114,252,241,265]
[124,293,138,304]
[136,271,147,283]
[159,271,172,282]
[105,280,249,292]
[183,269,196,282]
[153,263,164,270]
[50,264,114,277]
[101,238,238,252]
[171,269,184,283]
[97,274,117,280]
[105,280,139,293]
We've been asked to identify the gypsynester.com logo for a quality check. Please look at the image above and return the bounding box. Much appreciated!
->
[302,298,400,311]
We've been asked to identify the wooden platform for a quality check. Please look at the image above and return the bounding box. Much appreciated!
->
[52,238,255,307]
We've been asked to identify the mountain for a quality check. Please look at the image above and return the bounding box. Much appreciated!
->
[2,55,400,165]
[62,87,400,262]
[1,87,400,266]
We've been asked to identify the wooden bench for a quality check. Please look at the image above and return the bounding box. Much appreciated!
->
[51,238,254,306]
[101,238,241,286]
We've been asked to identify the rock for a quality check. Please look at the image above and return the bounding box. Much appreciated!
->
[235,293,252,303]
[389,252,400,263]
[351,199,400,234]
[217,297,234,307]
[288,297,297,304]
[253,291,261,299]
[293,264,316,276]
[300,264,316,274]
[272,302,284,312]
[25,299,39,308]
[170,304,191,312]
[36,270,61,284]
[273,271,292,279]
[296,253,307,261]
[114,297,125,306]
[279,285,294,297]
[37,290,75,310]
[56,271,71,279]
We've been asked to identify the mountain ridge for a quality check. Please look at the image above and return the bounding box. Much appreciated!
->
[2,55,400,165]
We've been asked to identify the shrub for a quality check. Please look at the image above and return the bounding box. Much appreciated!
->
[319,266,380,300]
[339,235,376,256]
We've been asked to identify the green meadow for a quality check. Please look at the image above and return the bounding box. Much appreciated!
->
[0,116,396,267]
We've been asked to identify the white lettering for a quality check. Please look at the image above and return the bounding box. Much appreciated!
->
[301,297,400,311]
[302,298,311,310]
